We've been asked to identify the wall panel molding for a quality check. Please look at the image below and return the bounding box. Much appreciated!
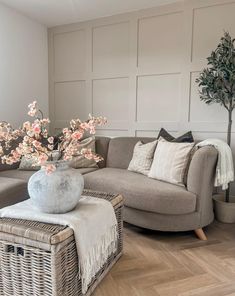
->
[48,0,235,137]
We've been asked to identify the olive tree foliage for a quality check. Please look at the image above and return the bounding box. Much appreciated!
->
[196,32,235,202]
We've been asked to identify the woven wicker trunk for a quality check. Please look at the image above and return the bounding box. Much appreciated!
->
[0,190,123,296]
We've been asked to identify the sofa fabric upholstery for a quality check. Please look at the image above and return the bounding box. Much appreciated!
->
[187,146,218,226]
[0,177,28,208]
[106,137,155,169]
[95,136,111,168]
[0,136,218,233]
[124,207,202,232]
[0,167,98,182]
[0,162,20,172]
[0,170,35,182]
[84,168,197,215]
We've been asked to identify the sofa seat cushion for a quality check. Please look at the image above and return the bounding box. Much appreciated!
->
[74,167,99,175]
[0,170,35,181]
[0,177,28,208]
[84,168,197,215]
[0,167,98,182]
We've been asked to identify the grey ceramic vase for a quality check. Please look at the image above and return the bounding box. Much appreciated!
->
[28,161,84,214]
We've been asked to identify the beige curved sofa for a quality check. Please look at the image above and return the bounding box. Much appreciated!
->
[0,136,218,240]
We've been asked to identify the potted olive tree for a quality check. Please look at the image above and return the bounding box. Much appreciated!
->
[196,32,235,223]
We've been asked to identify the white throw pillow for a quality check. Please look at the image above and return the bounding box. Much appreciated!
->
[128,140,158,176]
[148,138,194,186]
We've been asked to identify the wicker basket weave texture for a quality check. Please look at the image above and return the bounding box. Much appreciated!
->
[0,190,123,296]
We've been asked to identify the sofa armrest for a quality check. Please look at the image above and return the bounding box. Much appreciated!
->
[187,146,218,225]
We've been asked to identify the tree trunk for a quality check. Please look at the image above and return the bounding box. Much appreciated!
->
[226,109,233,202]
[227,109,232,146]
[225,184,230,203]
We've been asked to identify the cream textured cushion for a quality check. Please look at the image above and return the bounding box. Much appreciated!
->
[70,136,98,169]
[148,138,194,186]
[128,140,158,176]
[19,151,61,171]
[19,156,40,171]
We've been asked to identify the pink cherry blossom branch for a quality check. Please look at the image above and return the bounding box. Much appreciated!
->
[0,101,107,172]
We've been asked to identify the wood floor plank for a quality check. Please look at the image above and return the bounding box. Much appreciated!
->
[155,274,218,296]
[93,221,235,296]
[179,283,235,296]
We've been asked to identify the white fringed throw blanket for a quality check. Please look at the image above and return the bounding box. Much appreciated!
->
[196,139,234,190]
[0,196,118,294]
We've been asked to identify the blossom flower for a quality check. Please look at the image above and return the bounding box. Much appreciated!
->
[42,164,56,175]
[26,130,34,137]
[80,122,90,130]
[2,156,14,165]
[89,127,96,134]
[42,130,48,138]
[28,101,38,117]
[24,135,29,142]
[32,122,41,134]
[71,131,83,140]
[81,148,94,160]
[62,128,71,137]
[32,140,41,149]
[41,118,50,124]
[23,121,31,130]
[38,154,48,165]
[0,100,107,175]
[93,154,102,162]
[48,136,54,144]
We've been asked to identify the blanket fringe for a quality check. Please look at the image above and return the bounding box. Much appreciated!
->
[80,224,118,294]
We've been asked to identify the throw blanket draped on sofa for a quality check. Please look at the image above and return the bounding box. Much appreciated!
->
[196,139,234,190]
[0,196,118,294]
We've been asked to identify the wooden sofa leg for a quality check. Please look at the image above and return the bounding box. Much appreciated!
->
[194,228,207,241]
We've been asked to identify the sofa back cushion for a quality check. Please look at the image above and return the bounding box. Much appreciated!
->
[128,140,158,176]
[148,138,195,186]
[106,137,156,169]
[0,162,19,171]
[95,136,111,168]
[70,136,98,168]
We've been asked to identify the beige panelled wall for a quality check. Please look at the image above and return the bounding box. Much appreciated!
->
[48,0,235,140]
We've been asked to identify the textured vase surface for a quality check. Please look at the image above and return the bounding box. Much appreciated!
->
[28,161,84,214]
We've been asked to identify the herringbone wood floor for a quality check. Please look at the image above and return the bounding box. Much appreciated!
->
[94,221,235,296]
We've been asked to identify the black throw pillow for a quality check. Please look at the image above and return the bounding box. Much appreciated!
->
[157,128,194,143]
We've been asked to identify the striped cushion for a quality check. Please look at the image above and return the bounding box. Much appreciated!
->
[148,138,194,186]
